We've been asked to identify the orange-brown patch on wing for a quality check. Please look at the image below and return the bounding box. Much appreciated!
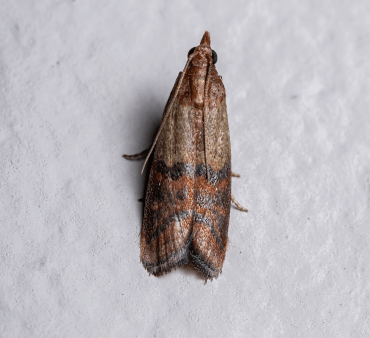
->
[140,159,195,276]
[190,165,231,279]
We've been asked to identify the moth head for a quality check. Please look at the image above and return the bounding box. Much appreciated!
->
[187,47,217,65]
[187,31,217,65]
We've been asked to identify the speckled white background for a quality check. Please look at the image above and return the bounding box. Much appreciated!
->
[1,0,370,337]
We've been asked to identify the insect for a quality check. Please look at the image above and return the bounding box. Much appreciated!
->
[123,31,247,281]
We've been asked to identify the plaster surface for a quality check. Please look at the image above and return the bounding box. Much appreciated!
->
[1,0,370,337]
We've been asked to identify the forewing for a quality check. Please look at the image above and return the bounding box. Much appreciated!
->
[140,84,197,276]
[190,97,232,280]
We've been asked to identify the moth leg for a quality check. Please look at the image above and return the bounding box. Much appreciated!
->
[231,172,241,178]
[231,194,248,212]
[122,148,149,160]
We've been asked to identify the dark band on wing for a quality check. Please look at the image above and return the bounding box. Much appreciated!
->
[147,209,191,243]
[189,249,220,279]
[195,162,230,184]
[155,160,230,183]
[193,212,224,250]
[155,161,195,180]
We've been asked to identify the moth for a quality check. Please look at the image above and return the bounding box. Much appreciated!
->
[124,31,247,281]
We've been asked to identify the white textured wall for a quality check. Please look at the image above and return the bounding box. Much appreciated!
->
[1,0,370,337]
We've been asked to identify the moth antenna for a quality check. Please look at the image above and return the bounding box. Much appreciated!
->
[141,53,196,175]
[203,56,213,181]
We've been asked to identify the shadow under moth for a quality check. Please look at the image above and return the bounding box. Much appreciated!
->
[124,31,247,281]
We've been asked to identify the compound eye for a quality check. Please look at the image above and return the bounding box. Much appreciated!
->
[212,49,217,64]
[187,47,196,58]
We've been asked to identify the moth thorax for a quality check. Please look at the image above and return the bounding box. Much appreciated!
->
[189,75,206,109]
